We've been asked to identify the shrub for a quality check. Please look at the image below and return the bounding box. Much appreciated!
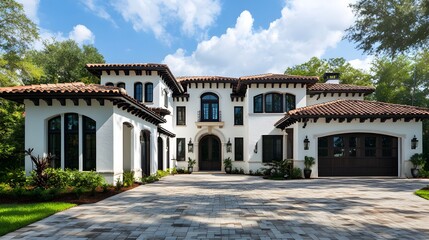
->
[0,168,27,188]
[263,159,293,178]
[70,171,105,193]
[45,168,71,189]
[177,168,186,174]
[123,171,135,187]
[410,153,426,169]
[290,167,302,179]
[156,170,169,178]
[25,148,55,189]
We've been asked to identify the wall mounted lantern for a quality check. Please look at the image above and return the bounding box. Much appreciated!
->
[411,135,418,149]
[303,136,310,150]
[188,138,194,153]
[226,138,232,152]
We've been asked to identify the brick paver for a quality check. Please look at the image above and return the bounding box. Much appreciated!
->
[2,174,429,239]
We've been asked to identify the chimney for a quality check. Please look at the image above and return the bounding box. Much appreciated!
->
[323,72,340,84]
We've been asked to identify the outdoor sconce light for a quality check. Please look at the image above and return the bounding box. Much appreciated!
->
[188,138,194,153]
[303,136,310,150]
[226,138,232,152]
[411,135,418,149]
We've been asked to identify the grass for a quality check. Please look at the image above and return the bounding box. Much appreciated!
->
[415,189,429,200]
[0,202,76,236]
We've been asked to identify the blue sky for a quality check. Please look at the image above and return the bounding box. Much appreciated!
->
[18,0,371,77]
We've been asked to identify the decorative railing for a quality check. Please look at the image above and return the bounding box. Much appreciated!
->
[197,110,222,122]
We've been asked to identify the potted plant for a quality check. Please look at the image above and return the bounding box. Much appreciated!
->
[409,153,426,178]
[303,156,315,179]
[187,157,196,174]
[223,157,232,174]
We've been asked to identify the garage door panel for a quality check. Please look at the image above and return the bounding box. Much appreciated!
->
[318,133,398,177]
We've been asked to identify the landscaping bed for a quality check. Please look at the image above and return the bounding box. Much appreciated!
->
[415,186,429,200]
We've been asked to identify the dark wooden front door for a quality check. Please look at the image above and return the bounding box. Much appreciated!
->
[199,135,221,171]
[318,133,398,176]
[158,137,163,170]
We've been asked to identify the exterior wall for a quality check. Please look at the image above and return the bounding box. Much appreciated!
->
[172,83,245,171]
[294,119,422,178]
[307,93,364,105]
[24,98,159,184]
[245,84,307,172]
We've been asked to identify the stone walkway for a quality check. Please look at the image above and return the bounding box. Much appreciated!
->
[2,174,429,240]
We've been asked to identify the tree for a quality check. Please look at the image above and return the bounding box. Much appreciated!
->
[27,40,105,84]
[346,0,429,57]
[284,57,372,86]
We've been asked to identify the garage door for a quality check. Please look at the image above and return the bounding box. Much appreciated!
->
[318,133,398,176]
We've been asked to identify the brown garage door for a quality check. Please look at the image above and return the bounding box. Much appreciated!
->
[318,133,398,176]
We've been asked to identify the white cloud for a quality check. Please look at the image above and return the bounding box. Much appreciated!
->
[349,56,374,73]
[80,0,117,27]
[16,0,40,24]
[112,0,221,41]
[163,0,355,77]
[69,24,95,45]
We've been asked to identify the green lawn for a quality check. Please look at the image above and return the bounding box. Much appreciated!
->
[0,202,76,236]
[415,189,429,200]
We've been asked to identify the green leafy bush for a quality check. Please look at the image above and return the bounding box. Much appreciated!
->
[156,170,169,178]
[0,168,27,187]
[45,168,71,189]
[70,171,105,193]
[290,167,302,179]
[123,171,135,187]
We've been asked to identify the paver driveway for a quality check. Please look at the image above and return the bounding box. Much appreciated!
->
[3,174,429,240]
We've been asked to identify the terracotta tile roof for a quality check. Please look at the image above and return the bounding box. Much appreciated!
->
[239,73,319,83]
[0,82,165,124]
[0,82,126,94]
[275,99,429,129]
[308,83,375,94]
[85,63,184,94]
[177,76,238,83]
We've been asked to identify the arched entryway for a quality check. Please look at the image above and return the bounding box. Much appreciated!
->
[318,133,398,176]
[199,135,221,171]
[140,130,151,176]
[158,137,163,170]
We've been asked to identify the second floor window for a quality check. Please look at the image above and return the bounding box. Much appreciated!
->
[285,94,296,112]
[145,83,153,102]
[164,90,168,108]
[105,82,114,87]
[134,82,143,102]
[265,93,283,113]
[176,138,186,161]
[117,82,125,89]
[254,94,263,113]
[201,93,219,122]
[234,106,243,125]
[177,107,186,125]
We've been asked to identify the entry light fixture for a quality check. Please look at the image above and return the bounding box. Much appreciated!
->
[303,136,310,150]
[188,138,194,153]
[411,135,418,149]
[226,138,232,153]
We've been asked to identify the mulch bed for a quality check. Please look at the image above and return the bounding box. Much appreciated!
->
[0,183,141,205]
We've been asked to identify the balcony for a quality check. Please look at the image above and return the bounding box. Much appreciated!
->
[196,110,224,128]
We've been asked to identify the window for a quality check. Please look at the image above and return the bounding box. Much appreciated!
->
[200,93,219,121]
[48,116,61,168]
[262,135,283,162]
[285,94,296,112]
[83,116,96,171]
[254,94,263,113]
[48,114,96,170]
[318,137,328,157]
[176,138,186,161]
[145,83,153,102]
[117,82,125,89]
[265,93,283,113]
[64,113,79,169]
[365,136,376,157]
[177,107,186,125]
[333,136,345,157]
[234,107,243,125]
[105,82,114,87]
[164,90,168,108]
[235,138,244,161]
[134,82,143,102]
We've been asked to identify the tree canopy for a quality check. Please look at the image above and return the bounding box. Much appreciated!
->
[284,57,372,86]
[346,0,429,57]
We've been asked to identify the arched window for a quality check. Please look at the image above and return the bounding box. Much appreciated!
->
[64,113,79,170]
[83,116,96,171]
[265,93,283,113]
[254,94,263,113]
[105,82,114,87]
[201,93,219,121]
[285,94,296,112]
[48,114,96,171]
[48,116,61,168]
[145,83,153,102]
[134,82,143,102]
[117,82,125,89]
[164,89,168,108]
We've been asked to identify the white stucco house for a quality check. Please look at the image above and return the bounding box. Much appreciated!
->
[0,63,428,183]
